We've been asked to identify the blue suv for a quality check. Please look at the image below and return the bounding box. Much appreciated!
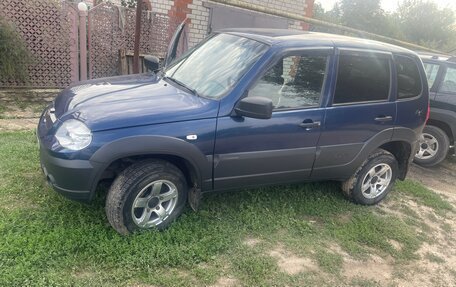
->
[38,28,429,234]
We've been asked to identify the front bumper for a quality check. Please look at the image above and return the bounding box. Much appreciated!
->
[40,146,101,202]
[38,104,103,203]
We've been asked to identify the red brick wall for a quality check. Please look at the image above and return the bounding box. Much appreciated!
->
[302,0,315,30]
[168,0,193,23]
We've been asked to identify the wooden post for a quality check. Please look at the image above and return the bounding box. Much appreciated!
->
[78,4,88,80]
[133,0,143,74]
[119,49,127,75]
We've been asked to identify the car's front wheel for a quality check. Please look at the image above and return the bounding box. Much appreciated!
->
[414,125,449,167]
[105,159,187,235]
[341,149,398,205]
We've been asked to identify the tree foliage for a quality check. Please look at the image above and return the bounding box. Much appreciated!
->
[313,0,456,52]
[398,0,456,49]
[120,0,137,9]
[0,17,31,82]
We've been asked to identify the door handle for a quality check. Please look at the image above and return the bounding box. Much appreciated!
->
[374,116,393,122]
[299,120,321,129]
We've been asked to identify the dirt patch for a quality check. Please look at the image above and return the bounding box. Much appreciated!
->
[396,241,456,287]
[325,156,456,287]
[408,158,456,204]
[0,118,38,131]
[387,239,403,251]
[0,88,57,131]
[243,237,262,247]
[268,245,319,275]
[210,277,239,287]
[343,254,394,283]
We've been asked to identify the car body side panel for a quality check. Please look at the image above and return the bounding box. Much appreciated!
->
[394,54,429,141]
[212,46,335,191]
[213,108,324,190]
[312,128,395,180]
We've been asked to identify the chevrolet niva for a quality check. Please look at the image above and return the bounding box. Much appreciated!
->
[414,53,456,167]
[38,27,429,234]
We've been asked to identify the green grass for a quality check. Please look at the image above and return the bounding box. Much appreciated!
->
[425,252,445,264]
[0,104,6,117]
[0,131,453,286]
[394,180,454,214]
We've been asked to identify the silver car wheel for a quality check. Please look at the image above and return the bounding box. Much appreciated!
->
[131,180,178,228]
[361,163,392,199]
[415,132,439,160]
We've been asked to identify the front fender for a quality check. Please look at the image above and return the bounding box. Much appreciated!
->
[90,135,212,190]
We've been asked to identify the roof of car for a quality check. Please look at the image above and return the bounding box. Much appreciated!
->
[219,28,415,55]
[417,51,456,64]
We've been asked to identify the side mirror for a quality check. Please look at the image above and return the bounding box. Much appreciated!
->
[234,96,273,119]
[144,55,160,72]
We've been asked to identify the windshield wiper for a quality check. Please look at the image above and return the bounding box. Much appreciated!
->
[164,75,199,97]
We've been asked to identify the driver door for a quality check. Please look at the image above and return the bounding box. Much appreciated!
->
[213,49,332,190]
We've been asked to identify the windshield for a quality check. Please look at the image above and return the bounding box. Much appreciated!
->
[164,33,268,99]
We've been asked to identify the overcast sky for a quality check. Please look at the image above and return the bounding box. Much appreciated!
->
[315,0,456,12]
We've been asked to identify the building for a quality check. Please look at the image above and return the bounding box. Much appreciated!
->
[129,0,315,47]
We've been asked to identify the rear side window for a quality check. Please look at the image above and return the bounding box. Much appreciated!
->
[439,67,456,93]
[334,54,390,104]
[395,56,422,99]
[423,62,440,88]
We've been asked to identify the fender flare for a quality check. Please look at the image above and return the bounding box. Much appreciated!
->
[90,135,212,190]
[429,107,456,141]
[312,128,395,180]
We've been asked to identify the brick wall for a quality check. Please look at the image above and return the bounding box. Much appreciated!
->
[150,0,175,14]
[149,0,314,47]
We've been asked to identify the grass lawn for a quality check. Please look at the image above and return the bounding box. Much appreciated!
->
[0,131,454,287]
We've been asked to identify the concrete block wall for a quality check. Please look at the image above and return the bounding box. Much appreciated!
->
[150,0,175,14]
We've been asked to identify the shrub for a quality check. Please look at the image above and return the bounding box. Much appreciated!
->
[0,17,31,82]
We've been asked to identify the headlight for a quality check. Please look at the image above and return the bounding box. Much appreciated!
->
[55,119,92,151]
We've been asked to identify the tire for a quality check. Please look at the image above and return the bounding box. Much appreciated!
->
[341,149,398,205]
[105,159,187,235]
[414,125,450,167]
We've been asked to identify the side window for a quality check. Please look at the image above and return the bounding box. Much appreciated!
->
[395,56,422,99]
[334,54,390,104]
[439,67,456,93]
[423,62,440,88]
[249,54,328,109]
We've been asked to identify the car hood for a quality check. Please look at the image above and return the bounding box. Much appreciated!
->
[54,73,219,131]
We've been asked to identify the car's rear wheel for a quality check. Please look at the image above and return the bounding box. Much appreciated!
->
[105,159,187,235]
[341,149,398,205]
[414,125,449,167]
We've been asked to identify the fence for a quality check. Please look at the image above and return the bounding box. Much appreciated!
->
[88,2,179,79]
[0,0,179,88]
[0,0,78,88]
[1,0,447,88]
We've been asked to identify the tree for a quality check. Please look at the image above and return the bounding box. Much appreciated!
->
[313,0,392,35]
[311,2,343,33]
[313,0,456,52]
[397,0,456,50]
